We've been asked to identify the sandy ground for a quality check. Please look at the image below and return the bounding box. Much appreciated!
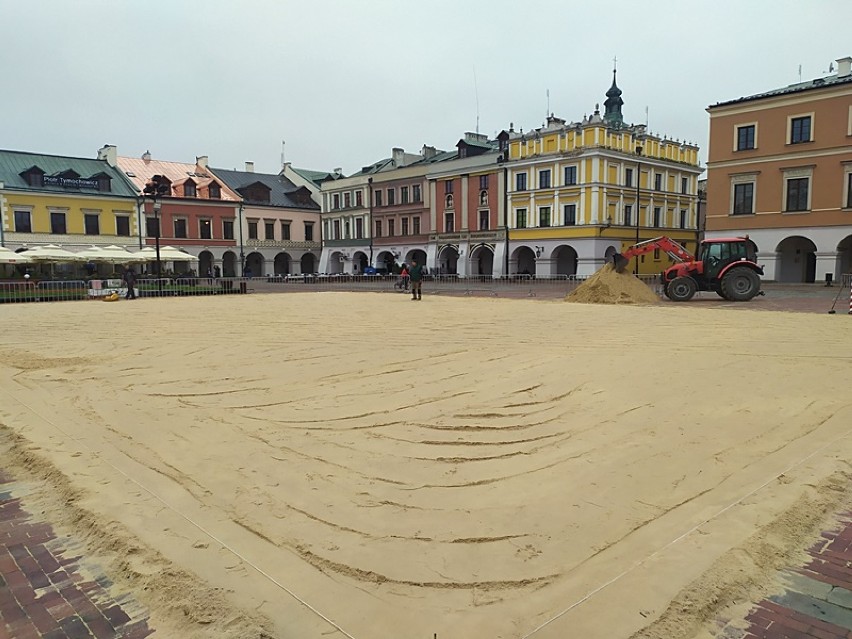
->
[1,292,852,639]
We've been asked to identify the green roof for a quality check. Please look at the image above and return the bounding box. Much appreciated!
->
[0,149,139,198]
[291,166,339,186]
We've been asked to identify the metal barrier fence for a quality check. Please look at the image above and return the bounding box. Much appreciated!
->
[1,272,850,303]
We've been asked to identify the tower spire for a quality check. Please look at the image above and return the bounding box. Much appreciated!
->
[603,58,624,129]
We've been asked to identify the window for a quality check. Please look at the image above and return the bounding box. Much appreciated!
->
[564,166,577,185]
[412,184,421,202]
[847,173,852,209]
[115,215,130,236]
[413,216,421,234]
[355,218,364,239]
[248,220,258,239]
[374,190,382,207]
[264,221,274,240]
[680,209,688,229]
[344,192,351,208]
[304,222,314,241]
[281,221,290,240]
[539,169,551,189]
[146,217,159,237]
[681,177,688,194]
[388,219,395,236]
[653,248,661,261]
[653,207,662,227]
[539,207,551,227]
[737,125,756,150]
[183,182,196,197]
[733,183,754,215]
[790,116,811,144]
[174,218,188,238]
[479,190,488,206]
[223,220,234,240]
[516,173,527,191]
[345,220,351,239]
[624,205,632,226]
[785,177,809,212]
[201,219,213,240]
[479,174,488,189]
[208,183,221,199]
[14,210,31,233]
[332,193,340,210]
[356,191,363,207]
[332,220,340,239]
[625,168,633,187]
[479,210,489,230]
[401,217,409,236]
[445,180,454,194]
[50,211,66,234]
[445,194,454,209]
[84,213,100,235]
[654,173,662,191]
[401,186,409,204]
[564,204,577,226]
[387,188,395,206]
[374,220,382,237]
[516,208,527,228]
[444,212,454,232]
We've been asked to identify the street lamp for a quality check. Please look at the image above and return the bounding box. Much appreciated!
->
[634,143,644,275]
[143,175,169,293]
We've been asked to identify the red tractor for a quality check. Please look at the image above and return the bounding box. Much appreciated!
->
[612,236,764,302]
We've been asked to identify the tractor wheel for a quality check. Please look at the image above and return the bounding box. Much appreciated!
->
[662,282,672,300]
[715,289,729,300]
[720,267,760,301]
[667,276,697,302]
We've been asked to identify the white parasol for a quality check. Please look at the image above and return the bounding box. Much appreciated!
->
[0,247,32,264]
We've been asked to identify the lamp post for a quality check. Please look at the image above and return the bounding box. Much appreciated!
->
[143,175,168,293]
[634,143,644,275]
[152,198,162,289]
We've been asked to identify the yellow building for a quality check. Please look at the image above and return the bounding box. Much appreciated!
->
[0,149,140,273]
[505,69,703,276]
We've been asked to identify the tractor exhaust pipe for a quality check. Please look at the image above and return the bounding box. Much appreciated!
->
[612,253,629,273]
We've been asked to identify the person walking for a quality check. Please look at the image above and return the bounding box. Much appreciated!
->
[409,259,423,301]
[123,265,137,300]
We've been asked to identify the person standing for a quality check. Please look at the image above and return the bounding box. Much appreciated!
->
[409,259,423,301]
[123,265,137,300]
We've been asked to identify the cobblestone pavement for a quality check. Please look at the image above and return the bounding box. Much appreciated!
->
[714,512,852,639]
[0,469,153,639]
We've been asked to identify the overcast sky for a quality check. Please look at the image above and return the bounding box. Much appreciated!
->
[4,0,850,176]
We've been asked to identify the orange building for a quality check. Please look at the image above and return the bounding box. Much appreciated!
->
[705,56,852,282]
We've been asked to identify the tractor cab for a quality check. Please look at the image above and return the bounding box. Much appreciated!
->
[696,238,757,280]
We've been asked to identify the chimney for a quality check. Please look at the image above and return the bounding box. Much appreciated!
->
[142,150,151,163]
[245,161,254,173]
[196,155,209,168]
[97,144,117,167]
[333,167,343,177]
[421,145,437,159]
[837,57,852,78]
[392,147,405,166]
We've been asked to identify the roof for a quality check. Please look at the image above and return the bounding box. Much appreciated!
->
[0,148,138,198]
[116,156,241,201]
[710,72,852,109]
[290,166,341,186]
[210,168,320,210]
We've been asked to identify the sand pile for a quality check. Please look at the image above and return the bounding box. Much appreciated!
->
[565,262,660,304]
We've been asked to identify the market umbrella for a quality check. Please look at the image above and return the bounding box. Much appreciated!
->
[0,247,32,264]
[24,244,86,262]
[137,246,198,262]
[77,245,139,264]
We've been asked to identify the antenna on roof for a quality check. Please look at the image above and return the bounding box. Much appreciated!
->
[798,64,802,82]
[546,89,550,120]
[281,140,286,168]
[473,65,480,134]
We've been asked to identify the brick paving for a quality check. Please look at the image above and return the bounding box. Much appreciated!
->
[0,469,153,639]
[718,512,852,639]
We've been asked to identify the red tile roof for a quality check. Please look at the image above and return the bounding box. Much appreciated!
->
[116,156,240,202]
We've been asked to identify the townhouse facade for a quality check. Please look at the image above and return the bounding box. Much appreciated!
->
[212,163,321,276]
[0,148,139,275]
[111,147,241,276]
[504,71,702,277]
[428,134,507,277]
[705,56,852,282]
[318,168,374,274]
